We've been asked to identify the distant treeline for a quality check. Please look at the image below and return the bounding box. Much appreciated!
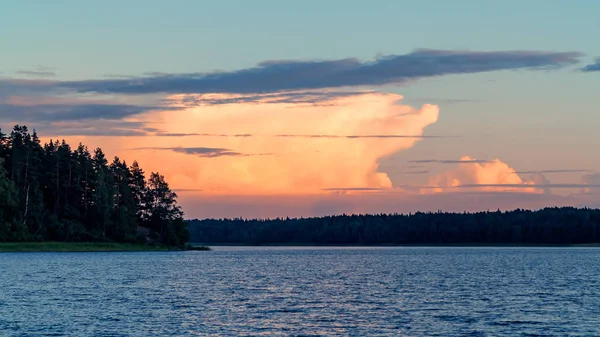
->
[188,207,600,245]
[0,125,189,246]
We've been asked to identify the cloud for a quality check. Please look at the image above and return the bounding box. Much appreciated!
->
[35,120,155,137]
[68,92,439,194]
[322,187,385,191]
[179,191,581,219]
[581,57,600,72]
[580,173,600,194]
[154,132,253,137]
[0,79,59,101]
[423,156,543,193]
[410,159,492,164]
[152,132,448,139]
[137,146,271,158]
[165,91,371,106]
[404,98,477,105]
[57,49,582,94]
[452,183,599,189]
[275,134,446,139]
[0,103,169,122]
[509,169,591,174]
[402,170,430,174]
[15,66,57,78]
[16,70,57,77]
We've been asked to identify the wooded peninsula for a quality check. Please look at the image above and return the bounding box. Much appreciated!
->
[0,125,189,247]
[188,207,600,245]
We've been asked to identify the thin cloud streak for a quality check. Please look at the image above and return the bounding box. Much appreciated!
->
[153,133,452,139]
[508,169,592,174]
[322,187,386,191]
[16,70,57,77]
[410,159,492,164]
[452,183,600,189]
[135,146,272,158]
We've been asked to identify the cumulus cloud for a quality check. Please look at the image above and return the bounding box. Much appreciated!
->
[57,49,582,94]
[423,156,543,193]
[580,173,600,194]
[581,57,600,72]
[78,92,439,194]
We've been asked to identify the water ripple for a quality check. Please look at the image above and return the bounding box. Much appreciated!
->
[0,247,599,336]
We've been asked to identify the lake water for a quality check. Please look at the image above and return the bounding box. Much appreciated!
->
[1,247,599,336]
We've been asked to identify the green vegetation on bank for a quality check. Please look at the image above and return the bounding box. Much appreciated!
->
[0,242,171,252]
[188,207,600,245]
[0,242,211,252]
[0,125,189,247]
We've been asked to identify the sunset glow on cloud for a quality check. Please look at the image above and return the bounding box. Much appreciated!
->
[424,156,543,194]
[79,92,440,195]
[2,42,598,219]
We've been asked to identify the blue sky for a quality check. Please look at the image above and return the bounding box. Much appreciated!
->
[3,0,599,78]
[1,0,599,218]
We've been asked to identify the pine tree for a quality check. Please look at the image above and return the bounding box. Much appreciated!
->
[0,161,19,241]
[129,161,148,225]
[110,157,137,241]
[0,124,190,245]
[91,148,114,240]
[146,172,186,246]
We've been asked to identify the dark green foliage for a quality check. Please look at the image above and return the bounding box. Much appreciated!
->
[0,125,189,246]
[188,207,600,245]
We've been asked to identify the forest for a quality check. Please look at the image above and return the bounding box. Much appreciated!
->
[0,125,189,246]
[188,207,600,245]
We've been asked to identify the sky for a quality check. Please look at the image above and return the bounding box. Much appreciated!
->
[1,0,600,219]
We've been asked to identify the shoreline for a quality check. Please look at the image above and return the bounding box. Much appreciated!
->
[0,242,210,253]
[192,243,600,248]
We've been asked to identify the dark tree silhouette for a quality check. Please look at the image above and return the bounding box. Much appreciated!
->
[187,207,600,245]
[0,125,189,246]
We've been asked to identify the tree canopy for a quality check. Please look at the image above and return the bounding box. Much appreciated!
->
[0,125,189,246]
[188,207,600,245]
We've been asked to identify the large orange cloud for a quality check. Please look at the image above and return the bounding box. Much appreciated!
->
[61,92,438,195]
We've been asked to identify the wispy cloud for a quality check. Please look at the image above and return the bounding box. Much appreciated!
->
[404,98,478,105]
[402,170,430,174]
[56,49,582,94]
[166,91,371,106]
[276,134,449,139]
[0,103,176,122]
[508,169,591,174]
[154,132,253,137]
[15,66,57,78]
[153,133,450,139]
[16,70,57,77]
[409,159,492,164]
[581,57,600,72]
[136,146,272,158]
[454,183,600,189]
[322,187,386,192]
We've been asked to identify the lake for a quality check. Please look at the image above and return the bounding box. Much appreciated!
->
[1,247,599,336]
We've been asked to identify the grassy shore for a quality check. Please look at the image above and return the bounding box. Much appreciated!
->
[0,242,211,252]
